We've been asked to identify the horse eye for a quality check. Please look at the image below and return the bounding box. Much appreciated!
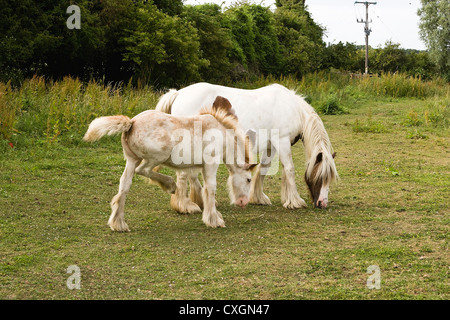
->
[247,178,252,183]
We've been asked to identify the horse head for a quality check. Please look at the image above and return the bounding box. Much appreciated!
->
[305,151,337,209]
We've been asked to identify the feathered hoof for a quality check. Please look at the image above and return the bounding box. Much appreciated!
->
[282,196,307,209]
[171,194,202,214]
[108,220,130,232]
[203,213,226,228]
[250,192,272,205]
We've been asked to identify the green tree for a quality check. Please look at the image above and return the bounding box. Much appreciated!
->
[370,41,408,73]
[274,0,326,76]
[153,0,183,16]
[99,0,138,82]
[182,4,233,82]
[404,50,437,79]
[224,6,257,68]
[418,0,450,79]
[221,4,283,79]
[0,0,105,83]
[122,1,205,87]
[245,5,283,76]
[323,42,359,71]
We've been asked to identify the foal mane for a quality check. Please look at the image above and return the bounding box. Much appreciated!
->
[199,96,252,164]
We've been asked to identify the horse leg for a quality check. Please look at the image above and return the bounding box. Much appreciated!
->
[135,160,176,194]
[250,148,274,205]
[188,169,204,209]
[108,158,140,232]
[170,170,202,214]
[201,165,225,228]
[275,137,307,209]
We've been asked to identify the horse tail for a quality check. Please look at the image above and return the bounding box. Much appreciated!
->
[83,115,132,142]
[155,89,179,114]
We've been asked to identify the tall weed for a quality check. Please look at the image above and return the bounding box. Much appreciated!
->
[1,77,160,149]
[356,73,447,98]
[0,82,17,141]
[403,94,449,129]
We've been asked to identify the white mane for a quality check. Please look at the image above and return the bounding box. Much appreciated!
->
[301,104,339,185]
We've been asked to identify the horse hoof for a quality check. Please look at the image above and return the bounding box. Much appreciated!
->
[250,193,272,205]
[283,197,307,209]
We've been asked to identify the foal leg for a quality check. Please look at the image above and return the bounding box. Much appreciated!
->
[250,148,275,205]
[135,160,176,194]
[188,169,204,209]
[275,137,307,209]
[108,159,140,232]
[170,170,202,214]
[201,165,225,228]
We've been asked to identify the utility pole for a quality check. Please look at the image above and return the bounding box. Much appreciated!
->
[355,1,377,75]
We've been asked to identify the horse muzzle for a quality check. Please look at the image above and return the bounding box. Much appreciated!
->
[235,196,249,208]
[316,198,328,209]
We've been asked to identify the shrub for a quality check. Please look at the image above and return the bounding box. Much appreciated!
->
[317,93,346,115]
[406,129,428,140]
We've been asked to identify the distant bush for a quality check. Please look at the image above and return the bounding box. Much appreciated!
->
[317,93,347,115]
[406,129,428,140]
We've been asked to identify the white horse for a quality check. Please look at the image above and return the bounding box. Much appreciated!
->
[84,96,256,231]
[155,82,338,211]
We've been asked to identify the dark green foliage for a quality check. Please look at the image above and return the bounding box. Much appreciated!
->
[152,0,183,16]
[182,4,233,82]
[0,0,444,87]
[323,42,360,72]
[274,0,326,76]
[220,4,283,80]
[317,94,346,115]
[121,1,204,87]
[418,0,450,80]
[246,5,283,76]
[0,0,105,84]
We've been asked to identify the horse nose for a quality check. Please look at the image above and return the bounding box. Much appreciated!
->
[236,196,248,208]
[316,200,327,209]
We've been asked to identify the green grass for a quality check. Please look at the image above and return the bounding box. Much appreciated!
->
[0,76,449,299]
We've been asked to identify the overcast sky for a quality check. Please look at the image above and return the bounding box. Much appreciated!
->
[184,0,426,50]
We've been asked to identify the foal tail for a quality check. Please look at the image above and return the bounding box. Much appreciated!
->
[155,89,179,114]
[83,116,132,142]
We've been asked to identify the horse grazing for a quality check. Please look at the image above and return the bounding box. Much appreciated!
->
[84,96,256,231]
[156,83,338,210]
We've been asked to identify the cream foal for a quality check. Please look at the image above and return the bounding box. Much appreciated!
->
[84,96,256,231]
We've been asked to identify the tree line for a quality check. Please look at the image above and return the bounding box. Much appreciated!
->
[0,0,446,88]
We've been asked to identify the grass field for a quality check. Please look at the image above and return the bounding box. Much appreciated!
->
[0,75,449,299]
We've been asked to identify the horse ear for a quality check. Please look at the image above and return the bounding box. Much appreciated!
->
[315,152,323,164]
[244,163,258,171]
[332,152,336,159]
[213,96,232,112]
[212,96,237,119]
